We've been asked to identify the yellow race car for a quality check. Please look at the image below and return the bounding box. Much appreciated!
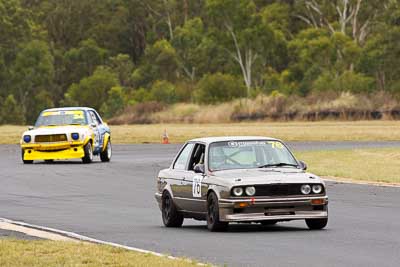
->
[20,107,111,164]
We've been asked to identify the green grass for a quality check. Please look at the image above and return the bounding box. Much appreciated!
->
[0,240,206,267]
[3,123,400,184]
[0,125,26,144]
[109,121,400,144]
[2,121,400,144]
[295,148,400,184]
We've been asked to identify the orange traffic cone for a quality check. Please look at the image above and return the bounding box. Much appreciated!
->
[162,129,169,144]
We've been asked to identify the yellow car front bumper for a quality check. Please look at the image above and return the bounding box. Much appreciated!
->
[21,141,85,161]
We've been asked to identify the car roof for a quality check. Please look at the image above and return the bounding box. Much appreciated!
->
[189,136,281,144]
[42,107,94,112]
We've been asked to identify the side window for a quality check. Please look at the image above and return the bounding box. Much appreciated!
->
[92,111,103,124]
[89,111,100,126]
[86,112,93,124]
[188,143,206,171]
[173,143,194,170]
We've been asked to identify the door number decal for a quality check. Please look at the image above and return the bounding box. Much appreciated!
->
[192,176,203,197]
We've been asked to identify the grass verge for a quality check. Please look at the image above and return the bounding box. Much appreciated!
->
[0,125,26,145]
[2,121,399,144]
[0,239,204,267]
[295,148,400,184]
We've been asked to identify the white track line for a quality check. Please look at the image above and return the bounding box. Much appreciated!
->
[0,221,76,241]
[0,217,180,261]
[0,217,210,265]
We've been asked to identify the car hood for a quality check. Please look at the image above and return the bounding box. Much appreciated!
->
[209,168,322,187]
[24,125,89,136]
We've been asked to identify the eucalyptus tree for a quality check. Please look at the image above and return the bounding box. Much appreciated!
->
[131,39,179,88]
[173,17,205,81]
[206,0,277,96]
[65,66,119,111]
[11,40,54,122]
[359,1,400,92]
[295,0,390,46]
[0,0,33,99]
[64,39,109,85]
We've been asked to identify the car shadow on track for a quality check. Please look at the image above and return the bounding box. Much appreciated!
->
[29,161,103,165]
[179,223,310,233]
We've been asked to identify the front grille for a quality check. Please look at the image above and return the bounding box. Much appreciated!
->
[35,134,67,143]
[254,184,324,196]
[255,184,298,196]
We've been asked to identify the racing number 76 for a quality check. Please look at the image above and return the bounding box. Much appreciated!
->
[192,176,202,198]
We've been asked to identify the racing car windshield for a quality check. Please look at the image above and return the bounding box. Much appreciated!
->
[35,110,88,127]
[209,140,299,171]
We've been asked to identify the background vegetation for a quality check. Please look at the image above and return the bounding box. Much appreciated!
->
[1,0,400,124]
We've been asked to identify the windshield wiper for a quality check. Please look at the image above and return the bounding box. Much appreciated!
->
[258,163,299,168]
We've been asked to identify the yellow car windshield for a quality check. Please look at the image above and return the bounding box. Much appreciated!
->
[35,110,88,127]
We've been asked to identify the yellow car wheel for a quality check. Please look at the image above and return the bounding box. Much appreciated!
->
[82,142,93,164]
[100,140,112,162]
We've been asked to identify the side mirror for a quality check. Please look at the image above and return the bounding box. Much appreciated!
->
[194,164,205,174]
[299,160,307,171]
[28,126,34,131]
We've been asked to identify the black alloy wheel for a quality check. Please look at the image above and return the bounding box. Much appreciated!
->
[207,192,228,232]
[161,191,184,227]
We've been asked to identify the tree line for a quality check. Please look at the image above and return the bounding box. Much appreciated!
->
[0,0,399,124]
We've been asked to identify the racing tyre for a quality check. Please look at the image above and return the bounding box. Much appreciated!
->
[100,140,112,162]
[82,142,93,164]
[305,218,328,230]
[207,192,228,232]
[21,149,33,164]
[161,191,184,227]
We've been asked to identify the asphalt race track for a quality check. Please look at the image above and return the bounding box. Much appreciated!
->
[1,142,400,267]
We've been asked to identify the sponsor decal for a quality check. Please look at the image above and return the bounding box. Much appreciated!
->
[42,110,84,118]
[227,141,266,147]
[227,141,284,149]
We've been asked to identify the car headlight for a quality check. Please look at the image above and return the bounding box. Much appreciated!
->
[71,133,79,140]
[300,184,311,195]
[232,187,244,196]
[245,186,256,196]
[23,135,31,143]
[312,184,323,194]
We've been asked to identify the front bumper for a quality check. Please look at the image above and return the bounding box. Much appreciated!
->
[219,196,328,222]
[21,141,85,160]
[155,192,162,207]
